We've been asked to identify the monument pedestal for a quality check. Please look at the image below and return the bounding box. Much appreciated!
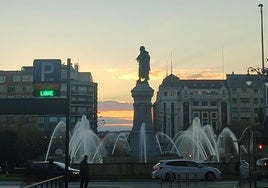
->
[129,81,160,160]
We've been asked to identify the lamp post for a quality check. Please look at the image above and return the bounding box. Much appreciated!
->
[246,4,268,118]
[259,4,265,71]
[160,111,177,138]
[64,59,71,188]
[243,5,267,187]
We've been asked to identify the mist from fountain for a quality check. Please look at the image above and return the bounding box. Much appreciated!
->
[155,132,181,156]
[111,132,130,155]
[139,123,147,163]
[69,115,106,163]
[218,127,239,154]
[174,118,217,161]
[45,121,66,161]
[174,117,239,162]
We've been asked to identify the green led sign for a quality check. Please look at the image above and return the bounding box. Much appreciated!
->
[33,87,60,97]
[39,89,55,97]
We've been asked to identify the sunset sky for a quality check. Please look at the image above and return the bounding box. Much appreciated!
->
[0,1,267,129]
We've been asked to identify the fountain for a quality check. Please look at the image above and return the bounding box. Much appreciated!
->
[69,115,107,163]
[45,47,238,164]
[45,116,181,163]
[111,132,130,155]
[174,117,239,162]
[46,115,239,163]
[45,121,66,161]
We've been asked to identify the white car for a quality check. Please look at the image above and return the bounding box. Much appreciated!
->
[152,159,221,181]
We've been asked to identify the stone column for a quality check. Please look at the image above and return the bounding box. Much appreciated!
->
[129,81,160,160]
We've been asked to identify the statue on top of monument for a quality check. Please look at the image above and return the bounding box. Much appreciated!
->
[136,46,150,83]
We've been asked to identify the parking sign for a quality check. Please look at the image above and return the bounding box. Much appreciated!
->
[33,59,61,97]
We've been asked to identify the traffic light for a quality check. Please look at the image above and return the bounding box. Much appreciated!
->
[257,143,264,150]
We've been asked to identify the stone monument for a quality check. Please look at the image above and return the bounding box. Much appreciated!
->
[129,46,160,160]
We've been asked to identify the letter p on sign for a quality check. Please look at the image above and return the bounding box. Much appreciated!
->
[41,62,55,82]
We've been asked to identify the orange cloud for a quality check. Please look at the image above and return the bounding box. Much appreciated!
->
[179,70,224,79]
[100,110,133,121]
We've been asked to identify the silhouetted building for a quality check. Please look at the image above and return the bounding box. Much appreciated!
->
[154,73,265,138]
[0,61,98,132]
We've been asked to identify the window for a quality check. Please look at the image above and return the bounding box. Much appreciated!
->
[164,92,167,96]
[22,86,30,93]
[78,86,87,94]
[71,86,77,93]
[254,108,259,113]
[232,98,237,104]
[193,101,199,106]
[22,75,32,82]
[13,75,21,82]
[232,88,237,94]
[254,98,259,104]
[202,101,208,106]
[210,101,217,106]
[211,112,217,118]
[203,121,208,126]
[240,98,250,103]
[202,112,208,118]
[212,121,217,130]
[0,76,6,83]
[7,86,15,94]
[186,161,199,167]
[254,88,258,94]
[241,88,247,93]
[71,107,76,113]
[232,107,238,113]
[77,107,88,114]
[77,97,89,102]
[240,107,250,113]
[193,112,200,117]
[167,161,187,166]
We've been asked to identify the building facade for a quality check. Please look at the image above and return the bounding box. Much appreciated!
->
[154,73,265,138]
[0,60,98,132]
[226,73,265,124]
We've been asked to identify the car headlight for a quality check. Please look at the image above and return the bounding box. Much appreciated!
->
[213,168,221,174]
[72,171,79,175]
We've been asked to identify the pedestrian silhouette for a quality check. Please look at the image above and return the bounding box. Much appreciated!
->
[80,155,89,188]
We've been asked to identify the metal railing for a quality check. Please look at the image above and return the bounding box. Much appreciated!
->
[159,173,208,188]
[23,176,64,188]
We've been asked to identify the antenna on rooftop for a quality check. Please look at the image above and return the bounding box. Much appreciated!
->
[222,46,225,79]
[171,51,173,75]
[166,59,168,77]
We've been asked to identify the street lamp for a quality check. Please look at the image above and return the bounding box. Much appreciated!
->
[245,4,268,117]
[245,67,268,86]
[243,5,267,187]
[259,4,265,71]
[160,111,178,138]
